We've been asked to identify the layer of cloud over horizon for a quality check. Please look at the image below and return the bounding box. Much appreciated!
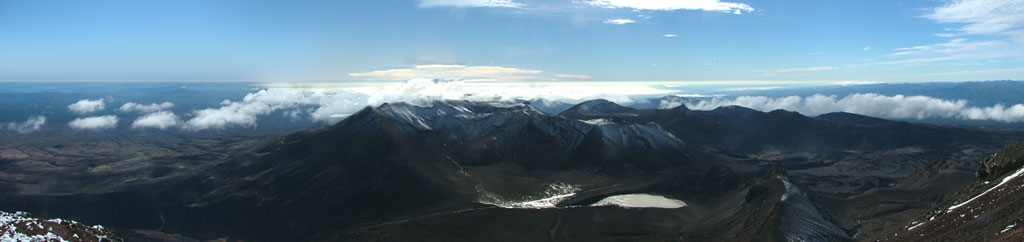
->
[417,0,523,8]
[348,64,543,81]
[68,115,119,130]
[67,99,106,114]
[672,93,1024,122]
[586,0,755,14]
[5,115,46,134]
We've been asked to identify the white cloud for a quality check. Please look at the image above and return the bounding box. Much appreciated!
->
[587,0,755,14]
[663,34,677,38]
[925,0,1024,42]
[6,116,46,134]
[555,74,592,79]
[604,18,636,25]
[68,115,119,130]
[119,102,174,113]
[182,79,676,130]
[349,64,542,81]
[834,81,883,86]
[682,93,1024,122]
[67,99,105,114]
[934,33,956,38]
[132,111,180,130]
[761,66,837,77]
[418,0,523,8]
[863,46,871,51]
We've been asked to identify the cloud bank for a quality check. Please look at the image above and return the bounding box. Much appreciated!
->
[119,102,174,113]
[68,115,119,130]
[677,93,1024,122]
[349,64,542,81]
[68,99,106,114]
[6,116,46,134]
[132,111,180,130]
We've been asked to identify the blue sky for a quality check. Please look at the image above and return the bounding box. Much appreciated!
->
[0,0,1022,84]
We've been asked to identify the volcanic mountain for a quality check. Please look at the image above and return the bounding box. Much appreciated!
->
[0,99,1013,241]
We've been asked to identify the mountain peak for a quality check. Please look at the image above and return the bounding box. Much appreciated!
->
[559,99,640,120]
[569,99,635,112]
[707,105,760,116]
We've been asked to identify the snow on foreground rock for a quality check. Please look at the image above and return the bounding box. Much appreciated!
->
[1,211,121,242]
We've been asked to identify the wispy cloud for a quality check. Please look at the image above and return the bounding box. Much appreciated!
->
[418,0,523,8]
[349,64,543,80]
[555,74,592,79]
[888,38,1004,56]
[761,66,837,77]
[119,102,174,113]
[68,115,118,130]
[586,0,754,15]
[604,18,636,25]
[854,0,1024,69]
[853,37,1017,67]
[925,0,1024,42]
[5,116,46,134]
[862,46,871,51]
[663,34,677,38]
[68,99,106,114]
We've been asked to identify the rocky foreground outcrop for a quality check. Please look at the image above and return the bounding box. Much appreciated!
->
[1,211,120,242]
[880,140,1024,241]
